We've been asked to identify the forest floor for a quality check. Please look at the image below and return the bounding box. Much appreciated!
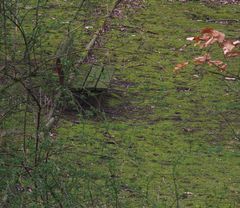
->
[55,1,240,207]
[1,0,240,207]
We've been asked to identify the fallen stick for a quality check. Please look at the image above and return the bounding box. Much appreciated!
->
[80,0,123,64]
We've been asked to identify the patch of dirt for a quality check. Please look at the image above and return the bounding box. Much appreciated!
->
[104,100,154,120]
[176,86,192,92]
[111,77,137,88]
[63,87,154,122]
[206,19,239,25]
[178,0,240,4]
[202,0,240,4]
[148,114,183,125]
[122,0,145,8]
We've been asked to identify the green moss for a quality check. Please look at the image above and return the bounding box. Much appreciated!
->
[2,0,240,207]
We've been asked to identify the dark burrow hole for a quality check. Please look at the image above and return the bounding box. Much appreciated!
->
[65,88,124,117]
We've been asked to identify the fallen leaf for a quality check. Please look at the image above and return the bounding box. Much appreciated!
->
[208,60,227,71]
[225,77,236,81]
[202,36,217,48]
[85,26,93,29]
[219,64,227,71]
[201,28,214,34]
[225,51,240,58]
[197,28,225,48]
[233,40,240,46]
[193,36,201,42]
[212,30,225,43]
[186,37,195,41]
[27,187,33,193]
[208,60,224,66]
[176,87,191,92]
[183,127,194,132]
[193,74,199,78]
[222,40,235,55]
[194,53,211,64]
[174,61,189,73]
[181,191,193,199]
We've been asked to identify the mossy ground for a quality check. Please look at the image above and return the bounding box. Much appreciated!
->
[57,1,240,207]
[1,0,240,207]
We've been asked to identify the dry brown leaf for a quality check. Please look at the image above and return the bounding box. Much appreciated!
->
[202,36,217,48]
[194,53,211,64]
[201,28,225,42]
[219,64,227,71]
[208,60,224,66]
[208,60,227,71]
[197,28,226,48]
[179,29,236,74]
[222,40,235,55]
[211,30,225,43]
[233,40,240,46]
[174,62,189,73]
[201,28,214,34]
[225,51,240,58]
